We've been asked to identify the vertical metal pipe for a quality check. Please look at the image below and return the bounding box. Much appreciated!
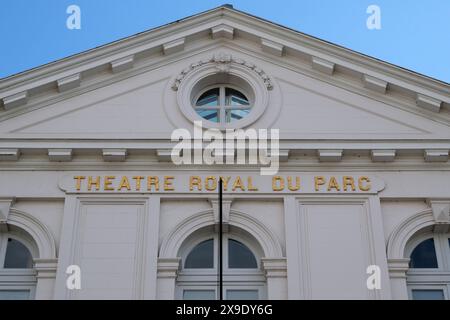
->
[219,177,223,300]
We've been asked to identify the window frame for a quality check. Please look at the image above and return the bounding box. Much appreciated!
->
[177,232,266,300]
[176,284,267,300]
[181,234,262,272]
[406,233,450,271]
[406,232,450,300]
[0,282,36,300]
[193,85,253,125]
[408,284,448,300]
[0,232,37,300]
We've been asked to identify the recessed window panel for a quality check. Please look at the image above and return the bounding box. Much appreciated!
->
[185,239,214,269]
[183,290,215,300]
[226,290,258,300]
[4,238,33,269]
[412,289,445,300]
[228,239,257,269]
[0,290,30,300]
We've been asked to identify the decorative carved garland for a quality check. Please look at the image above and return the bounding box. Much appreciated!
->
[171,52,273,91]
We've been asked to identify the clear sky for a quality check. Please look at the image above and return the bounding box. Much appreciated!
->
[1,0,449,82]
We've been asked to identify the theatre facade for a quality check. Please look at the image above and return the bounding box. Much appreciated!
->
[1,5,450,300]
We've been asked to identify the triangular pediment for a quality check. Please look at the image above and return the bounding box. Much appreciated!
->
[0,5,449,143]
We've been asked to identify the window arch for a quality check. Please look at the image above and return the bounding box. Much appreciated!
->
[405,231,450,300]
[0,230,37,300]
[176,226,266,300]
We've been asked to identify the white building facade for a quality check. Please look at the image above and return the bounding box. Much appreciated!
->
[0,6,449,300]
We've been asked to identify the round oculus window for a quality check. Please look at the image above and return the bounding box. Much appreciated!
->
[171,55,274,130]
[194,86,251,124]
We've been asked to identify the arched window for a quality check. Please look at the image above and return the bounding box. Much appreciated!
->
[228,239,258,269]
[406,232,450,300]
[177,229,265,300]
[0,232,36,300]
[194,86,251,124]
[185,239,214,269]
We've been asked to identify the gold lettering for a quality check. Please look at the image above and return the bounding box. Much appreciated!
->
[147,176,159,191]
[104,176,115,191]
[132,176,144,191]
[205,176,217,191]
[327,176,341,191]
[74,176,85,191]
[358,176,371,191]
[343,176,356,192]
[314,176,325,191]
[219,176,231,191]
[232,176,245,191]
[164,176,175,191]
[247,176,258,191]
[87,176,100,191]
[118,176,131,191]
[287,176,300,191]
[272,176,284,191]
[189,176,202,191]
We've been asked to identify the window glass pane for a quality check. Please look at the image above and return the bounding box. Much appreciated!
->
[185,239,214,269]
[409,238,438,268]
[4,238,33,269]
[225,88,249,106]
[196,109,219,122]
[196,89,220,107]
[0,290,30,300]
[225,109,251,122]
[226,290,258,300]
[228,239,257,269]
[183,290,215,300]
[412,289,444,300]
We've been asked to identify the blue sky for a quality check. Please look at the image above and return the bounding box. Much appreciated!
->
[1,0,449,82]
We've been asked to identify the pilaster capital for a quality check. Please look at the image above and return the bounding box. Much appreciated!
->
[387,258,410,279]
[427,199,450,233]
[157,258,181,278]
[261,258,287,278]
[34,258,58,279]
[0,198,15,232]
